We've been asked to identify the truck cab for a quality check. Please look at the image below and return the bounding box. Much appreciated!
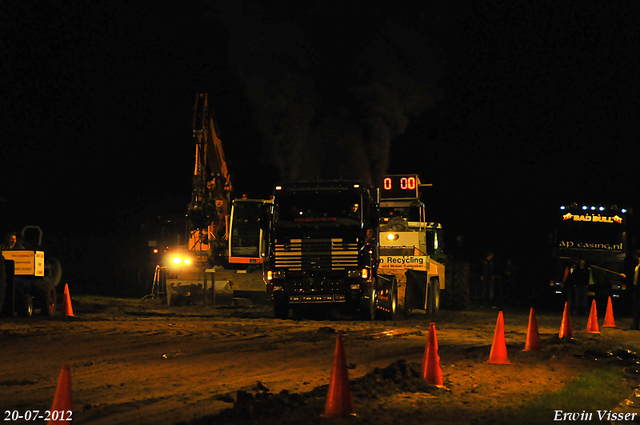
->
[263,181,396,320]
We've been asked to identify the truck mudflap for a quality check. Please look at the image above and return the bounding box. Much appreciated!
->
[376,274,398,320]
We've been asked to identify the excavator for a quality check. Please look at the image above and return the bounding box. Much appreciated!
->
[151,94,268,304]
[187,92,232,265]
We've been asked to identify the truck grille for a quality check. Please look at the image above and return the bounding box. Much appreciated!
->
[275,238,359,271]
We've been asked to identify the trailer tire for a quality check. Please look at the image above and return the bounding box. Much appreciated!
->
[273,294,289,319]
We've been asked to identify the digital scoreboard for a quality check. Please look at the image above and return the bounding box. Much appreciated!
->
[380,174,420,200]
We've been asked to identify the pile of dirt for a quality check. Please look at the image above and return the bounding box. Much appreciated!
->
[178,338,640,425]
[180,360,441,425]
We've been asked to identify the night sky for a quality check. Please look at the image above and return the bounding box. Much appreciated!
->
[2,1,640,261]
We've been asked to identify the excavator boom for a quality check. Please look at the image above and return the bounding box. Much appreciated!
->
[188,93,232,264]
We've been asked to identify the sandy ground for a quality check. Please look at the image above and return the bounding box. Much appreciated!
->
[3,278,640,425]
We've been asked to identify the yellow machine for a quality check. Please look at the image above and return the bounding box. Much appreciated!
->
[378,174,445,314]
[2,250,57,317]
[188,93,233,265]
[151,94,269,305]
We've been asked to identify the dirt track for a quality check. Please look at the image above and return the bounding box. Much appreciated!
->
[3,292,640,425]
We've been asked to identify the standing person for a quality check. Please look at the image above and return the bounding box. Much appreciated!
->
[1,232,24,250]
[563,258,577,312]
[630,250,640,330]
[480,251,496,307]
[568,259,589,315]
[502,257,519,304]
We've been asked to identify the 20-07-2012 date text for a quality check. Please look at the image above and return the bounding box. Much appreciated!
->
[4,410,72,422]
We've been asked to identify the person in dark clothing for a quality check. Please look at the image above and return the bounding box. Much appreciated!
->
[501,258,519,304]
[567,259,589,315]
[563,259,576,312]
[1,231,25,250]
[480,251,496,307]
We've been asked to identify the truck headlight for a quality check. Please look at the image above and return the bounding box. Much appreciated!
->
[170,255,192,266]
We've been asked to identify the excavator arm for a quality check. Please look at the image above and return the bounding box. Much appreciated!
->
[188,93,232,264]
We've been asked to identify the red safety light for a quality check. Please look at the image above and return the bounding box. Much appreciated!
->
[361,268,369,279]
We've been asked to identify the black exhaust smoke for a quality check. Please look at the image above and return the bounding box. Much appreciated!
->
[218,3,444,187]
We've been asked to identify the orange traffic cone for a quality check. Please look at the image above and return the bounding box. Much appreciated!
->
[586,299,600,334]
[603,296,616,327]
[48,365,72,425]
[487,311,511,365]
[321,334,356,418]
[523,307,541,351]
[559,301,572,339]
[422,323,446,388]
[61,284,74,317]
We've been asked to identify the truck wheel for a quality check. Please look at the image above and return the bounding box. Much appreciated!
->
[360,286,377,321]
[18,293,33,317]
[31,280,57,318]
[45,258,63,287]
[385,277,398,320]
[428,277,440,314]
[41,283,57,318]
[273,294,289,319]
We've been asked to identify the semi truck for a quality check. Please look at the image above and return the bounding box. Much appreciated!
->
[549,202,630,312]
[263,181,398,320]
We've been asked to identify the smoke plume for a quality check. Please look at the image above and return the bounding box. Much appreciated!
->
[217,2,444,187]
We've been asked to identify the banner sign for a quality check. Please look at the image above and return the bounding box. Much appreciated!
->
[379,255,427,271]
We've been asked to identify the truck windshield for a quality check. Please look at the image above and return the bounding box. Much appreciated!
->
[275,192,362,224]
[379,207,421,222]
[230,202,264,257]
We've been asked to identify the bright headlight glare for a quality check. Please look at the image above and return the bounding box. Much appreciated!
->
[387,233,399,241]
[172,256,182,265]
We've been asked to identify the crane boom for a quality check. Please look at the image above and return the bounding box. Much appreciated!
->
[188,93,232,264]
